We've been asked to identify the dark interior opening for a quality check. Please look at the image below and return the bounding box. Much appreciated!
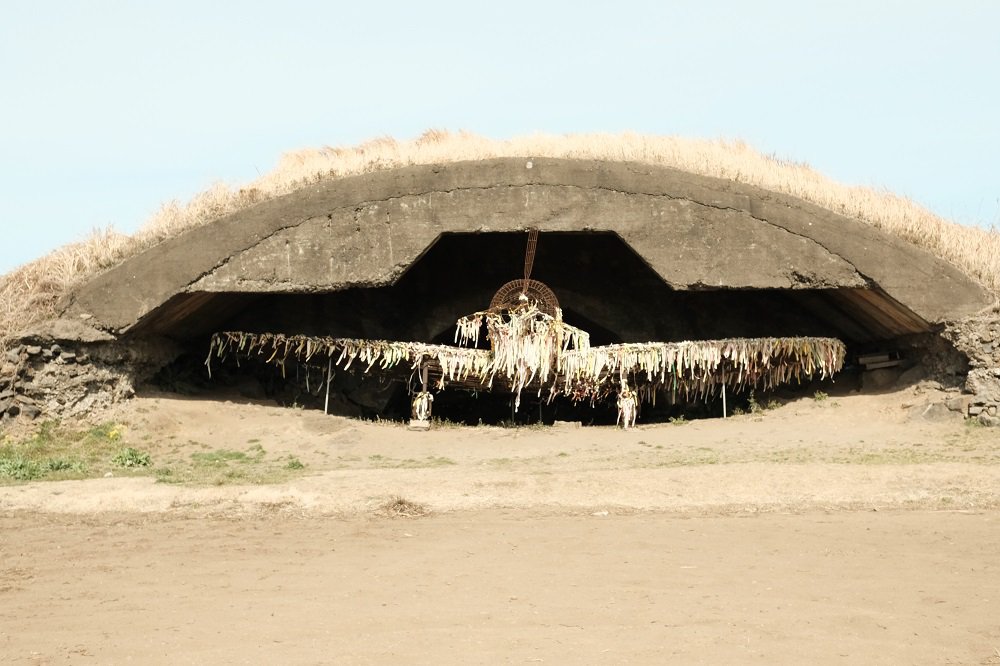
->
[139,231,955,425]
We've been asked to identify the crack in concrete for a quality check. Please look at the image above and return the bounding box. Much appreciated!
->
[331,182,871,287]
[170,182,871,309]
[177,221,308,296]
[745,200,876,287]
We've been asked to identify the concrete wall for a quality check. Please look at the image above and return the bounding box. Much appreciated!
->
[63,158,993,333]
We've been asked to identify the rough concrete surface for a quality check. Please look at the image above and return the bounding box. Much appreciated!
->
[62,158,992,333]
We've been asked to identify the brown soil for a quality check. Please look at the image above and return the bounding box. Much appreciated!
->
[2,384,999,663]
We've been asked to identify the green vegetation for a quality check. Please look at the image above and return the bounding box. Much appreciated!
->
[0,423,310,486]
[111,447,152,468]
[365,454,456,469]
[0,421,134,483]
[190,446,263,466]
[746,391,782,414]
[155,443,301,485]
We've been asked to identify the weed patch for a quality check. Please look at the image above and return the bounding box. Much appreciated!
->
[112,447,152,468]
[153,444,306,486]
[365,454,456,469]
[0,455,44,481]
[191,449,258,466]
[377,496,429,518]
[0,420,130,483]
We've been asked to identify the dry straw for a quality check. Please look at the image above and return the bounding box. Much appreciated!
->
[2,130,998,350]
[206,324,846,407]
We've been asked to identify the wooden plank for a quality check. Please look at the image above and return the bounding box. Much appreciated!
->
[863,360,902,369]
[858,353,891,364]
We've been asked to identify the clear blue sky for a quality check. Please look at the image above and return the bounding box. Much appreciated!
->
[2,0,998,275]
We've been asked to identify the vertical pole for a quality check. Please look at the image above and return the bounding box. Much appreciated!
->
[324,356,332,415]
[722,384,727,419]
[421,364,430,422]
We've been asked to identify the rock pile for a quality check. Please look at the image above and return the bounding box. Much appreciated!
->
[0,342,135,423]
[944,306,1000,426]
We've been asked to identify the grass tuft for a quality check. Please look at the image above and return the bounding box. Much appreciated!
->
[0,425,311,486]
[0,420,128,483]
[377,496,430,518]
[0,455,44,481]
[111,447,152,468]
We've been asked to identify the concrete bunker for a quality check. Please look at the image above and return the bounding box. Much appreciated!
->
[19,157,992,425]
[132,230,961,425]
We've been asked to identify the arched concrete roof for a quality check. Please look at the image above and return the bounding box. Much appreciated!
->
[62,158,992,337]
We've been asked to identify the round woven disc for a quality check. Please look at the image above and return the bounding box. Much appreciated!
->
[489,279,560,317]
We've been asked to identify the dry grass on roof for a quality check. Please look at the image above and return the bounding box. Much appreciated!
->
[1,129,999,349]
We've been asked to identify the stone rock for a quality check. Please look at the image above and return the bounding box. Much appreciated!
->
[5,350,20,364]
[989,405,999,417]
[0,389,13,400]
[967,369,1000,403]
[945,396,971,413]
[914,402,957,423]
[18,404,40,419]
[978,413,1000,427]
[25,346,42,355]
[0,399,11,414]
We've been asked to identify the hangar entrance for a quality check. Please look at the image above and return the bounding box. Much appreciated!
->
[141,231,951,426]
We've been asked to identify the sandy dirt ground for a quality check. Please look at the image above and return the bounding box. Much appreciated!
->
[2,385,999,663]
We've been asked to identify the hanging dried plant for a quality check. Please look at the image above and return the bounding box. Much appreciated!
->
[207,303,846,411]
